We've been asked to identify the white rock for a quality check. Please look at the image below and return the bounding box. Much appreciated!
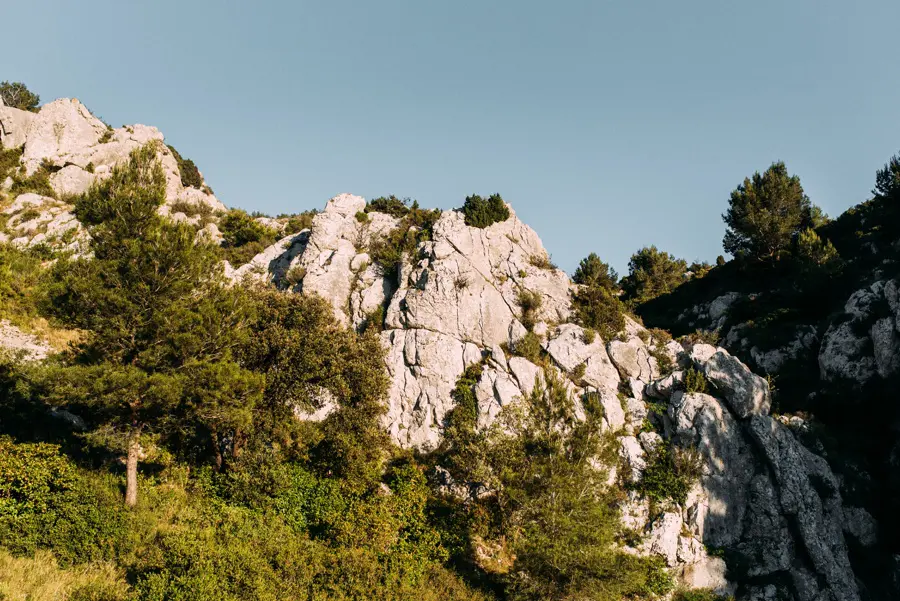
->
[0,320,52,361]
[49,164,97,197]
[619,436,646,482]
[702,350,770,418]
[0,104,36,149]
[608,336,659,382]
[842,506,878,546]
[871,317,900,378]
[644,512,682,566]
[22,99,107,174]
[545,323,619,391]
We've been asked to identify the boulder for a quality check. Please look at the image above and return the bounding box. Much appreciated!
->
[380,328,482,450]
[619,436,646,482]
[0,104,36,149]
[49,164,97,197]
[701,350,770,418]
[474,366,525,430]
[545,324,619,391]
[22,99,107,174]
[608,336,659,381]
[819,320,877,383]
[643,512,682,566]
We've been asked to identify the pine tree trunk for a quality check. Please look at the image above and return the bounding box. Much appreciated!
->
[125,435,140,507]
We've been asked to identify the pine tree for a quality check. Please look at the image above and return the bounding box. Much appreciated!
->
[573,253,619,291]
[722,161,811,260]
[0,81,40,111]
[41,143,261,506]
[620,246,688,304]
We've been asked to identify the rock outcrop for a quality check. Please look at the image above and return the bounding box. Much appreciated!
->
[3,95,880,599]
[226,189,868,600]
[1,98,224,254]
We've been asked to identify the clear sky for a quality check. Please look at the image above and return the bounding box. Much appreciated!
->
[5,0,900,273]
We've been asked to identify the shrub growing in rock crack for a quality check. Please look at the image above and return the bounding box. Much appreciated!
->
[633,441,703,506]
[684,367,709,393]
[516,289,543,331]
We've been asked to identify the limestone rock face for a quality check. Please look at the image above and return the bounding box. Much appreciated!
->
[608,336,659,382]
[0,104,36,150]
[21,99,107,174]
[49,164,97,197]
[819,279,900,384]
[239,196,586,451]
[545,324,620,390]
[2,193,88,254]
[700,351,770,418]
[1,99,224,254]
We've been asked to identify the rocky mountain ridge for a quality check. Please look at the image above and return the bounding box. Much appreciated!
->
[0,97,889,600]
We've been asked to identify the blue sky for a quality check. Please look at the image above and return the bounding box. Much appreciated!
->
[4,0,899,273]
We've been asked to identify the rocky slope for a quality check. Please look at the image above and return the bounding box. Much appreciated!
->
[1,98,886,599]
[227,192,872,600]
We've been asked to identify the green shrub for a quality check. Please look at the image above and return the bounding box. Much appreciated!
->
[98,128,114,145]
[284,265,307,288]
[528,253,556,270]
[460,194,509,228]
[511,331,543,363]
[355,210,369,223]
[219,209,279,266]
[571,285,625,341]
[10,163,55,198]
[0,146,23,180]
[516,289,542,331]
[684,368,708,394]
[573,253,618,291]
[794,228,841,273]
[621,246,688,304]
[280,209,317,233]
[167,199,217,225]
[366,195,411,217]
[682,329,720,346]
[634,441,703,506]
[166,145,203,188]
[0,243,47,326]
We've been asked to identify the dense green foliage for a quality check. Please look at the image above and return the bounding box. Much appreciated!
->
[636,150,900,584]
[37,144,261,505]
[571,284,626,341]
[219,208,280,266]
[722,162,812,261]
[440,367,673,600]
[0,243,45,327]
[621,246,688,304]
[366,195,412,217]
[280,209,318,233]
[0,81,40,111]
[165,144,204,189]
[573,252,619,291]
[460,194,510,228]
[633,441,703,506]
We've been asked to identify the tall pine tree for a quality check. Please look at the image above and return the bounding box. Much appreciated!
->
[41,142,261,506]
